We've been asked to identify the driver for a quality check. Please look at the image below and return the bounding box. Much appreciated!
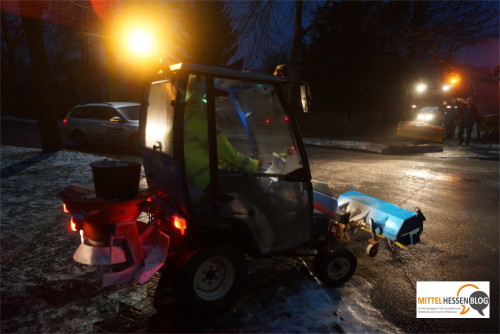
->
[184,76,261,198]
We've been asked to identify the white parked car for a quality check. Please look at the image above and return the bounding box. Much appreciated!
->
[63,102,140,148]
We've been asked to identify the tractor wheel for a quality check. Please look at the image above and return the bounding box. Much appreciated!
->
[366,243,379,257]
[313,243,357,285]
[177,244,247,313]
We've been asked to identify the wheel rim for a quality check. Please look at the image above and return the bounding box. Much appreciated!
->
[193,256,235,301]
[327,257,351,280]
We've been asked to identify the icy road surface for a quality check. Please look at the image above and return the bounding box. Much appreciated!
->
[1,146,401,333]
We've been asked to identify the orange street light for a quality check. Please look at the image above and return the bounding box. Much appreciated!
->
[448,73,461,85]
[125,28,155,57]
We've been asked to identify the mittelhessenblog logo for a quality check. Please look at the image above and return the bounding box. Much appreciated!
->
[417,281,490,318]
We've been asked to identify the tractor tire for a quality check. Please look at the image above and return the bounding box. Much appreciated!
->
[313,243,357,286]
[177,244,247,313]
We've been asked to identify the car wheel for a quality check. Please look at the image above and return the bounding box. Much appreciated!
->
[313,243,357,285]
[72,130,87,148]
[177,244,247,313]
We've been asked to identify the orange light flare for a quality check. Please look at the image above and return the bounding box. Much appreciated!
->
[172,215,187,236]
[63,203,69,213]
[448,73,462,85]
[70,216,78,232]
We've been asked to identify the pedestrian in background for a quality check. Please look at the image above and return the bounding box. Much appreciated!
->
[456,97,480,146]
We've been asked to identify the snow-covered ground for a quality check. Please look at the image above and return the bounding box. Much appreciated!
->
[234,275,402,333]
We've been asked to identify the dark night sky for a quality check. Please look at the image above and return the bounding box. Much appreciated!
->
[454,40,499,69]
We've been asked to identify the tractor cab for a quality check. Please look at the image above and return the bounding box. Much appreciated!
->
[140,63,313,255]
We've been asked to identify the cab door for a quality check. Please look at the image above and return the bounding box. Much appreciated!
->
[212,77,312,255]
[141,78,187,210]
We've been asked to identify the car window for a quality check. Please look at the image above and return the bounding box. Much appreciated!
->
[85,107,118,120]
[85,107,102,120]
[70,107,89,118]
[118,105,140,120]
[101,107,120,120]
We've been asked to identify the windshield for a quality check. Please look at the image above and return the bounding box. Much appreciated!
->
[119,105,141,120]
[214,78,302,174]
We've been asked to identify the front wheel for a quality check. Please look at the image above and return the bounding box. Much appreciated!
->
[313,243,357,285]
[178,244,247,313]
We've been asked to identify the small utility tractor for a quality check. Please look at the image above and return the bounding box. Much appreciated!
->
[60,63,425,312]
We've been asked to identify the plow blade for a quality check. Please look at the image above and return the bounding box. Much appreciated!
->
[396,121,445,143]
[337,190,425,247]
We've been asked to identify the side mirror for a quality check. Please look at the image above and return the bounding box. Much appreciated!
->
[300,83,311,113]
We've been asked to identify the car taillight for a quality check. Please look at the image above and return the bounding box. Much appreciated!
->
[172,215,187,235]
[62,118,68,126]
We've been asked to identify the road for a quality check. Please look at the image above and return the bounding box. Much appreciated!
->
[307,146,499,333]
[1,119,499,332]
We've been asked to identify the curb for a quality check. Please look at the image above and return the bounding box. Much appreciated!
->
[303,138,443,155]
[304,137,499,160]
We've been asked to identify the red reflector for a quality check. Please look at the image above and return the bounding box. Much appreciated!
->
[62,118,68,126]
[172,215,187,235]
[283,116,290,122]
[265,119,271,124]
[70,216,78,232]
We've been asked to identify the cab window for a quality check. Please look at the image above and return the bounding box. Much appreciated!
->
[144,80,175,155]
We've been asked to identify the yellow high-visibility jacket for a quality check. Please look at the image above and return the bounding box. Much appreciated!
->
[184,104,259,190]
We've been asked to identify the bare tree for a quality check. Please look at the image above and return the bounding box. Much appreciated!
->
[178,0,239,66]
[19,0,63,152]
[1,9,24,115]
[230,0,331,106]
[402,1,499,66]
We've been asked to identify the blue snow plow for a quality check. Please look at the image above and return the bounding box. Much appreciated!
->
[337,190,425,249]
[313,185,425,257]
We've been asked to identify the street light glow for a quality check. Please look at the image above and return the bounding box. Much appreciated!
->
[416,83,427,93]
[126,29,154,57]
[449,74,461,85]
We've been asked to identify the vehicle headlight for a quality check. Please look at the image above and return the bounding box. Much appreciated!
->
[417,114,434,121]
